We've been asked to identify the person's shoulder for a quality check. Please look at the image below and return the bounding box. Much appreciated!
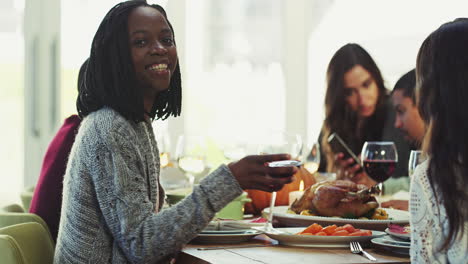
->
[411,159,430,185]
[79,107,137,146]
[64,114,81,125]
[56,114,82,136]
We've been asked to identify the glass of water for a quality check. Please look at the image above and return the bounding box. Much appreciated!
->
[408,150,427,177]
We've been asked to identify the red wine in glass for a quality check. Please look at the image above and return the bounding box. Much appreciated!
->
[361,141,398,196]
[363,160,396,182]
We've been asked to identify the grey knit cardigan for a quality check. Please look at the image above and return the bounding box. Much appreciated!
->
[54,107,243,263]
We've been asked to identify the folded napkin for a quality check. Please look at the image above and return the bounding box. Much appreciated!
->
[205,217,267,231]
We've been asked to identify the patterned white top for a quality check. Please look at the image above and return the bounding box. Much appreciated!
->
[409,159,468,264]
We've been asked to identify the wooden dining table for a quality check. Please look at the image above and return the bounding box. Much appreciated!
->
[177,234,410,264]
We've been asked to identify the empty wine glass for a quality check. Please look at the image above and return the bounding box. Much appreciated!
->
[408,150,427,177]
[175,135,207,188]
[257,132,303,160]
[361,141,398,196]
[302,141,320,174]
[258,132,302,233]
[155,130,172,168]
[221,142,247,162]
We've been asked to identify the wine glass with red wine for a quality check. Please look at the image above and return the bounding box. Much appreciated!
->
[361,141,398,196]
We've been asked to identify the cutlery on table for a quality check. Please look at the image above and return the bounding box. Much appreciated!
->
[350,241,377,261]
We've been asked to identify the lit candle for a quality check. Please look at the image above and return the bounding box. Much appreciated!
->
[289,180,304,206]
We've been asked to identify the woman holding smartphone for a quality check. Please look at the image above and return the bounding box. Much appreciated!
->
[318,43,411,185]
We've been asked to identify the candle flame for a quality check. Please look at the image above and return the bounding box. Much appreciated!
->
[299,180,304,191]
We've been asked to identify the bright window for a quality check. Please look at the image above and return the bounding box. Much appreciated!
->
[0,0,24,205]
[184,0,285,159]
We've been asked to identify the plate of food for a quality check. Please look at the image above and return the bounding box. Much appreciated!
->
[190,230,262,244]
[264,223,385,248]
[385,224,411,241]
[263,180,409,231]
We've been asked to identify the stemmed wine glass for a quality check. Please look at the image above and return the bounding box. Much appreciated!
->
[221,142,247,162]
[175,135,207,188]
[408,150,426,177]
[157,129,188,191]
[361,141,398,196]
[258,132,302,232]
[155,130,172,168]
[302,141,320,174]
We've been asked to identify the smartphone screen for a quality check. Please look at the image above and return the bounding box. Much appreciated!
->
[268,160,302,168]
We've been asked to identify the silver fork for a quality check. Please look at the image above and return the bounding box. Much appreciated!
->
[350,241,377,261]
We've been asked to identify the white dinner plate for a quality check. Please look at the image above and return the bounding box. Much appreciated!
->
[263,206,409,231]
[190,230,262,244]
[200,229,253,235]
[385,227,411,241]
[371,235,410,255]
[264,227,385,248]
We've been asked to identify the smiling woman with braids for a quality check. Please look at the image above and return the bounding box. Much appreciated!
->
[54,1,297,263]
[410,18,468,263]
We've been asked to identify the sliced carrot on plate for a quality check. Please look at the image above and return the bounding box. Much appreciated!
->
[300,223,323,234]
[342,224,356,233]
[349,230,371,236]
[331,230,350,236]
[322,224,337,235]
[334,226,345,232]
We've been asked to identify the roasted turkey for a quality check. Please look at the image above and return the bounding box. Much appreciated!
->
[290,180,379,218]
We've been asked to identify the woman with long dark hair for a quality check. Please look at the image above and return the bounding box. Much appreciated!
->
[54,1,297,263]
[319,43,410,185]
[410,18,468,263]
